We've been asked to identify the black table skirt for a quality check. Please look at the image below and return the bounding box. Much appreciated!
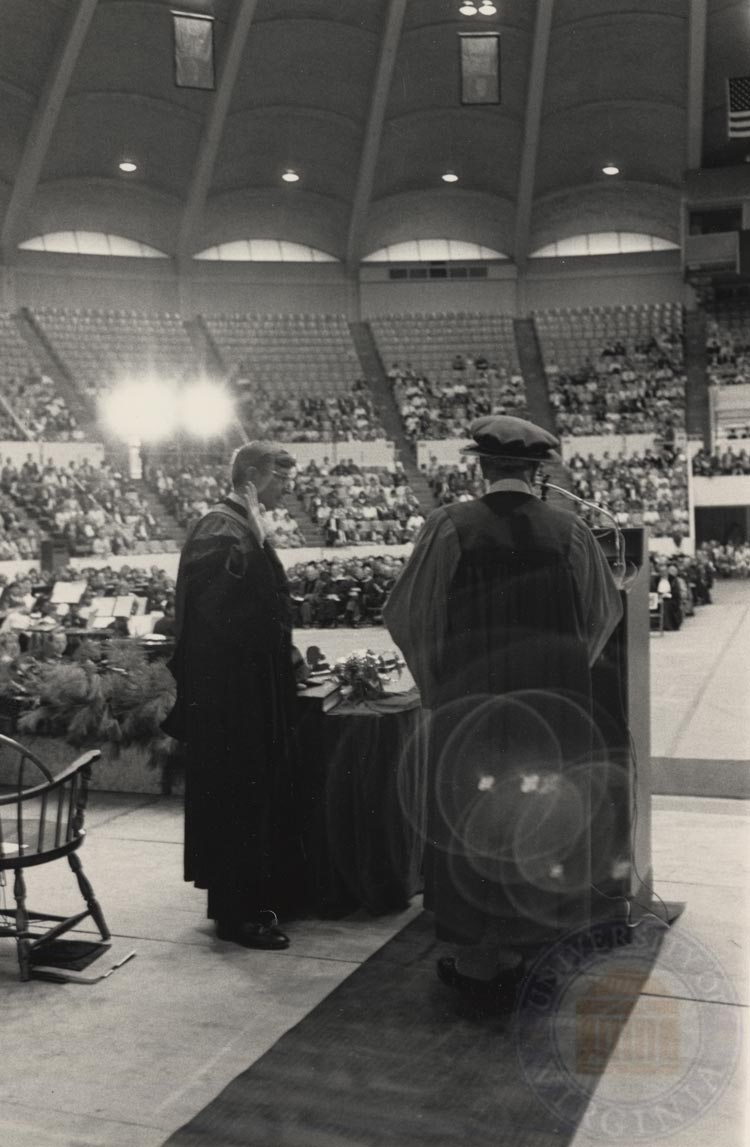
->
[296,689,427,917]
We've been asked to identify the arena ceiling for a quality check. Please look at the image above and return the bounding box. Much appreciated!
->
[0,0,748,268]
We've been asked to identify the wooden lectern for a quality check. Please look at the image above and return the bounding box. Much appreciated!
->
[589,526,679,927]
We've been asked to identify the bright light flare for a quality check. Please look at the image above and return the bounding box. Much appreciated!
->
[181,383,234,437]
[100,381,178,442]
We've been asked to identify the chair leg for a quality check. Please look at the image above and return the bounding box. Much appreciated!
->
[13,869,32,982]
[68,853,110,941]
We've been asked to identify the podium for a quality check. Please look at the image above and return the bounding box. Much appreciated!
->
[589,527,676,926]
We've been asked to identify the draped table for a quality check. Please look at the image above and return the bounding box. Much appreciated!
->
[296,687,428,917]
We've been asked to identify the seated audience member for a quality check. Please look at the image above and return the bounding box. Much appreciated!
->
[650,558,683,630]
[546,336,686,438]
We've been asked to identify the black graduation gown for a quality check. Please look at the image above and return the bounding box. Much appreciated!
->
[163,498,304,919]
[385,490,622,948]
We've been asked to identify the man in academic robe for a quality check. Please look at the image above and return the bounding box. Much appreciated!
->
[163,443,304,951]
[384,416,623,994]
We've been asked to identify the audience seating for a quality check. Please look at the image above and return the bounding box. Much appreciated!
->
[295,460,423,546]
[205,313,361,392]
[370,313,527,441]
[534,304,685,436]
[144,458,306,547]
[706,296,750,387]
[371,312,521,383]
[34,309,196,397]
[568,447,689,538]
[692,445,750,476]
[233,384,387,442]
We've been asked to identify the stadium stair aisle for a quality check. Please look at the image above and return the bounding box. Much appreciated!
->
[684,308,710,442]
[184,316,225,377]
[348,321,436,517]
[14,307,98,433]
[130,480,185,547]
[287,499,327,548]
[513,316,573,505]
[513,317,556,432]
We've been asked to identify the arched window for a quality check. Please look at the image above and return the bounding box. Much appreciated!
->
[363,239,507,262]
[194,240,337,262]
[530,233,678,258]
[19,232,167,257]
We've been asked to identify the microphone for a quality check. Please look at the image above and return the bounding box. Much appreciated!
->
[538,473,630,590]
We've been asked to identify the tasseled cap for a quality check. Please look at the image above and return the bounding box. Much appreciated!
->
[461,415,561,463]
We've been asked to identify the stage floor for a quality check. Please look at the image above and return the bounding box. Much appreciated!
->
[0,791,746,1146]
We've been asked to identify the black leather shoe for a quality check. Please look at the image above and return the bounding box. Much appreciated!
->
[216,910,290,950]
[436,956,524,997]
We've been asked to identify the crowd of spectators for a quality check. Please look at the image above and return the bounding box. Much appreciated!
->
[0,407,26,440]
[294,458,424,546]
[287,554,406,627]
[387,360,527,441]
[144,456,305,548]
[649,551,713,631]
[421,444,690,540]
[692,444,750,476]
[546,333,686,437]
[0,456,168,558]
[236,381,386,442]
[423,457,487,504]
[4,372,82,440]
[568,446,689,538]
[706,318,750,387]
[0,487,42,560]
[698,540,750,578]
[0,563,177,650]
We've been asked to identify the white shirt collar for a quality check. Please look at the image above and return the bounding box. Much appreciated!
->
[487,478,534,495]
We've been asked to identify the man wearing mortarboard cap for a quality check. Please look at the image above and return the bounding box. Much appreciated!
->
[384,416,622,995]
[163,442,305,951]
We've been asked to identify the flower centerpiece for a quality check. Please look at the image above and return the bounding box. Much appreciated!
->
[332,648,405,702]
[0,638,183,789]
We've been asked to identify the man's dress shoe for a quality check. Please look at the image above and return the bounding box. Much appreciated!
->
[216,910,290,950]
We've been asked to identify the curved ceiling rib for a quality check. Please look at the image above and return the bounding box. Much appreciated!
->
[540,97,686,121]
[345,0,407,271]
[0,0,98,263]
[226,104,360,131]
[64,90,204,126]
[176,0,258,262]
[687,0,707,170]
[514,0,554,270]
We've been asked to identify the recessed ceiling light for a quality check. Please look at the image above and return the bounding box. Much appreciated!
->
[478,2,497,13]
[442,171,459,183]
[282,169,300,183]
[118,160,137,173]
[459,3,478,15]
[602,164,620,176]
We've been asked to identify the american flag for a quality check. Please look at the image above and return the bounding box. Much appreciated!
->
[727,76,750,138]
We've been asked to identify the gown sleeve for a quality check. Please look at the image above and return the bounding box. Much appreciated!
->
[383,508,460,706]
[569,518,624,666]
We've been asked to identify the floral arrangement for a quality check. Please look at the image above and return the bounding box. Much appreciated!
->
[332,648,405,702]
[0,638,182,785]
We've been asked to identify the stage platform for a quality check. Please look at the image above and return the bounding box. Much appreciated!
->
[0,791,746,1146]
[302,578,750,800]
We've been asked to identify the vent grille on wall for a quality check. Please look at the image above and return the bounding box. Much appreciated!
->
[388,263,489,281]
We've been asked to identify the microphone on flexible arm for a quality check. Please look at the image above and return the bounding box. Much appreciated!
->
[538,473,632,591]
